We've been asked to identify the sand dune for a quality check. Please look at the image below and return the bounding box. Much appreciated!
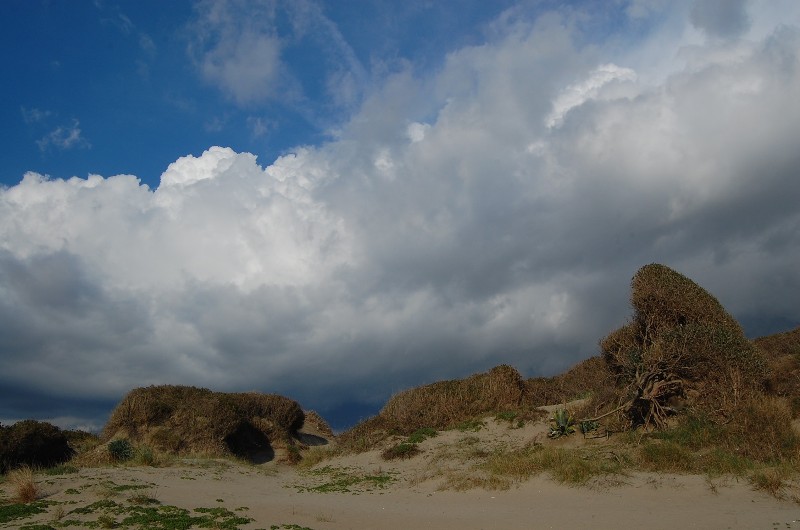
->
[4,414,799,529]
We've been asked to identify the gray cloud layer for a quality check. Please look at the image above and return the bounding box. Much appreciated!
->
[2,2,799,429]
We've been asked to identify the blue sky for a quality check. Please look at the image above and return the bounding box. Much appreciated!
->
[2,0,800,432]
[2,0,520,189]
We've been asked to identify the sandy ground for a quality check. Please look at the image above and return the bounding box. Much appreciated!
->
[3,415,800,529]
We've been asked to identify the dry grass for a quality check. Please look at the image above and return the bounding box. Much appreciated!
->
[481,444,629,486]
[526,356,615,408]
[757,326,800,417]
[381,365,526,433]
[7,465,39,503]
[297,446,335,469]
[749,464,799,500]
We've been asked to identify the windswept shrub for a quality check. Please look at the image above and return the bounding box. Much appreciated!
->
[600,264,767,427]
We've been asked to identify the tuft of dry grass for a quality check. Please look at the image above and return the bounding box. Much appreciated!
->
[7,465,39,503]
[749,464,798,500]
[297,446,335,469]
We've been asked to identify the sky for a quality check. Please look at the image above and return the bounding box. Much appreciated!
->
[1,0,799,433]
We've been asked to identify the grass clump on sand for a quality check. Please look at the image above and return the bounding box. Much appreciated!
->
[380,427,437,460]
[6,465,40,503]
[100,385,306,464]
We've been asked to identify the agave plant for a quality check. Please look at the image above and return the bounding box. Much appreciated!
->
[548,408,576,438]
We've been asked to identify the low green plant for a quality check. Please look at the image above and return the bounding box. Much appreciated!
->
[96,513,116,528]
[579,420,599,435]
[108,439,134,462]
[406,427,437,444]
[381,442,420,460]
[0,501,48,524]
[296,466,396,493]
[495,411,517,422]
[548,409,575,438]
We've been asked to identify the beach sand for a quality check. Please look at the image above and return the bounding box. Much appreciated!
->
[4,415,800,530]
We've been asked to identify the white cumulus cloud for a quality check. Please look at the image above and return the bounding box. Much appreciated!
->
[2,3,799,428]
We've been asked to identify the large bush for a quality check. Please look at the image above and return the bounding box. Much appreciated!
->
[102,385,305,462]
[600,264,767,426]
[0,420,75,473]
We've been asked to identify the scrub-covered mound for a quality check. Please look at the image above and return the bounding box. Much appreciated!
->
[102,385,306,463]
[600,263,767,427]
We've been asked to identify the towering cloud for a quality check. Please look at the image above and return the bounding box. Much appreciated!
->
[2,3,799,429]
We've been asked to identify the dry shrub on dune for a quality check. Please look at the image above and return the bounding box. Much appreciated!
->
[756,326,800,416]
[380,364,526,433]
[526,355,615,410]
[102,385,305,462]
[600,264,768,428]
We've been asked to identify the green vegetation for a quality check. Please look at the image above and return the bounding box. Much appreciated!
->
[295,466,396,493]
[380,427,438,461]
[548,409,576,438]
[406,427,437,444]
[0,501,48,524]
[108,439,134,462]
[381,442,420,460]
[0,420,75,473]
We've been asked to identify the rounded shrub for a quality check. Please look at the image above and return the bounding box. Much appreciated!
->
[108,438,134,462]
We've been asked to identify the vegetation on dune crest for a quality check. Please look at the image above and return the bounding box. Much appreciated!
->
[337,263,800,498]
[101,385,307,463]
[600,263,768,429]
[0,420,76,474]
[756,326,800,416]
[381,364,526,432]
[3,262,799,507]
[337,365,541,453]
